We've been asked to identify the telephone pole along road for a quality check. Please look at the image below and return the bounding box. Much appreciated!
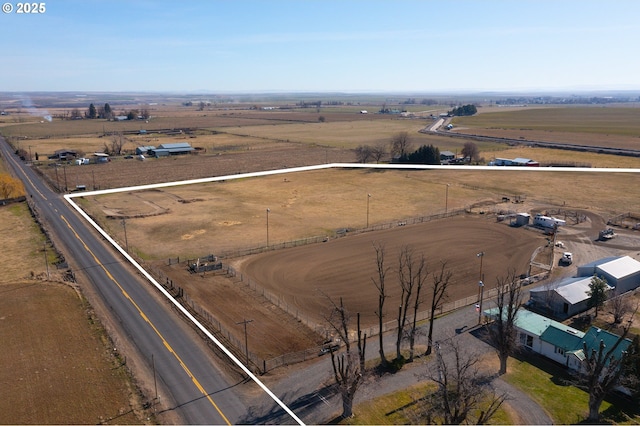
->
[0,136,303,425]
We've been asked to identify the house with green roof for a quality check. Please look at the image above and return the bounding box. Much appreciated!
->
[485,308,630,372]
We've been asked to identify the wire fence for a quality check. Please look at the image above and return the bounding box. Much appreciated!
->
[149,207,557,374]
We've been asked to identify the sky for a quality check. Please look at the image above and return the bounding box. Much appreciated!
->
[2,0,640,93]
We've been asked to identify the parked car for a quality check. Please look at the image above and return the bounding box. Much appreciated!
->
[560,252,573,265]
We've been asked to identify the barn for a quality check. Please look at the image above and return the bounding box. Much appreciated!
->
[577,256,640,294]
[528,255,640,319]
[150,142,194,157]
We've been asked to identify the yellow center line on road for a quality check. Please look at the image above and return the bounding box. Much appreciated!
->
[5,151,48,201]
[59,214,232,425]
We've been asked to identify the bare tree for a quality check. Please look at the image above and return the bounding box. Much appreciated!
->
[371,142,387,163]
[354,145,373,163]
[461,141,480,164]
[371,242,390,368]
[610,295,631,325]
[106,132,126,156]
[424,339,506,425]
[396,246,427,362]
[390,131,412,159]
[576,306,636,422]
[487,269,523,375]
[324,296,366,419]
[408,254,428,362]
[425,261,451,356]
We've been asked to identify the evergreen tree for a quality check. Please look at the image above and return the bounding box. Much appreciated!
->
[88,103,97,119]
[587,276,608,317]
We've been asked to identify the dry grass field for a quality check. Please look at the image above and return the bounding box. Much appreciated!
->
[0,202,145,424]
[83,168,639,261]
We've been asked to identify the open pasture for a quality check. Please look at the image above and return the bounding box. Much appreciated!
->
[84,167,640,262]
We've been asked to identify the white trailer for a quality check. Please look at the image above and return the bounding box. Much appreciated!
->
[534,214,566,229]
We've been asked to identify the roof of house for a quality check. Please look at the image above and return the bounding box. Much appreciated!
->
[540,324,585,349]
[440,151,456,157]
[485,308,580,338]
[570,326,633,364]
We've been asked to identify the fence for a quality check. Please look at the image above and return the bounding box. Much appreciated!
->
[215,208,467,260]
[149,207,552,374]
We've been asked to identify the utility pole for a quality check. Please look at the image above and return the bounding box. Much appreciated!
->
[43,240,49,280]
[236,319,253,367]
[476,251,485,324]
[266,208,270,247]
[63,165,68,192]
[121,219,129,253]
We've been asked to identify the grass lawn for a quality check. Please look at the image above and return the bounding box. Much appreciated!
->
[342,381,512,425]
[503,352,640,424]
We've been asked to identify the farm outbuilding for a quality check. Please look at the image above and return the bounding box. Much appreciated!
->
[577,256,640,294]
[528,255,640,319]
[135,146,156,155]
[514,213,530,226]
[150,142,194,158]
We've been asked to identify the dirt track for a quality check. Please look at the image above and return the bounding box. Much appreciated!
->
[237,214,546,329]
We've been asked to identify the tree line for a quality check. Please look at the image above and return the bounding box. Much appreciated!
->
[355,131,481,165]
[62,103,150,121]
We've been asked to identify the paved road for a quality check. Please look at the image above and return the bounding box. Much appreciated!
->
[1,137,302,425]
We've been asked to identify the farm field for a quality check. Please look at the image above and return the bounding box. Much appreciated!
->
[452,106,640,150]
[0,202,146,424]
[3,98,640,396]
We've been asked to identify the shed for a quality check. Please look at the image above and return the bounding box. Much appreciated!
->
[150,142,194,157]
[528,276,602,318]
[514,213,530,226]
[135,146,156,155]
[93,152,110,163]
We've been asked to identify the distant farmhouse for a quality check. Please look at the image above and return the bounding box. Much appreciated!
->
[440,150,456,164]
[528,255,640,319]
[48,149,77,161]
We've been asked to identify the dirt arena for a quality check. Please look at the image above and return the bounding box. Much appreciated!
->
[234,214,547,330]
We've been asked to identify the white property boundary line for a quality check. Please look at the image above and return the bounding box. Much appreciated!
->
[64,163,640,422]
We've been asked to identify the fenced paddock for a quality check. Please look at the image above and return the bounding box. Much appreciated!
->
[608,212,640,230]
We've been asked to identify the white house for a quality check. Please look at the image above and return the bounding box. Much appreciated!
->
[485,308,631,373]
